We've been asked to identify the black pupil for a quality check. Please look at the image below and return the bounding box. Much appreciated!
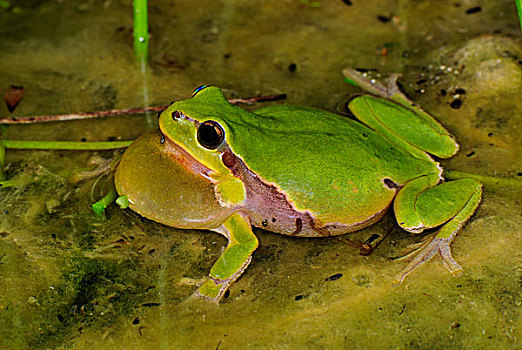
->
[198,121,223,149]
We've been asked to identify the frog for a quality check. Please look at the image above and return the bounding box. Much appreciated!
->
[114,85,482,302]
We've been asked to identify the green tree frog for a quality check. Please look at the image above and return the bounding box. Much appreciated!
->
[115,85,482,302]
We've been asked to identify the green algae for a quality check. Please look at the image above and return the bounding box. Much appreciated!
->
[0,1,520,349]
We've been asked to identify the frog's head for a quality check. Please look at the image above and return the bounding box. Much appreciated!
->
[158,85,242,177]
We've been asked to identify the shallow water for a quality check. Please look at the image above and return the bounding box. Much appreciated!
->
[0,1,521,349]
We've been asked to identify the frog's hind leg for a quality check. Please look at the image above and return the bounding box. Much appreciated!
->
[393,175,482,284]
[193,212,259,303]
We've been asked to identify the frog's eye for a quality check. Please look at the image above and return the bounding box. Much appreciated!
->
[192,85,210,97]
[197,120,225,149]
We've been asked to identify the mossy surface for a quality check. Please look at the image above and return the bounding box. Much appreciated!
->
[0,1,520,349]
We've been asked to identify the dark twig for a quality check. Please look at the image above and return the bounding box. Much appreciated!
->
[0,94,287,125]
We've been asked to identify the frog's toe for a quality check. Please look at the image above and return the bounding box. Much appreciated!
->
[439,243,463,276]
[179,276,206,286]
[191,277,230,303]
[394,236,462,285]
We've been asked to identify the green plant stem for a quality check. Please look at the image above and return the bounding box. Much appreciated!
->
[92,187,118,219]
[133,0,149,62]
[0,140,132,150]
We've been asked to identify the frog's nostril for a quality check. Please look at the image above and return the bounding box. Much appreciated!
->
[172,111,182,120]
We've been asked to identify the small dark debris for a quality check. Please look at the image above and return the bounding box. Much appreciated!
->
[362,133,368,138]
[148,248,155,254]
[455,88,466,94]
[451,322,461,329]
[465,6,482,14]
[342,0,352,5]
[223,53,231,59]
[288,63,297,73]
[0,231,9,238]
[440,89,447,96]
[450,99,462,109]
[4,85,24,113]
[396,80,406,93]
[366,234,381,245]
[81,138,87,142]
[3,210,8,214]
[517,172,522,176]
[142,302,161,307]
[488,132,493,137]
[466,151,475,157]
[57,314,65,323]
[377,15,391,23]
[416,79,427,85]
[402,50,410,58]
[294,294,306,301]
[355,67,376,73]
[454,2,461,7]
[456,284,462,288]
[107,136,117,141]
[223,290,231,299]
[398,304,406,315]
[325,273,343,281]
[272,217,276,223]
[132,317,140,325]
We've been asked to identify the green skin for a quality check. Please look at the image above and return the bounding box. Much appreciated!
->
[114,86,482,302]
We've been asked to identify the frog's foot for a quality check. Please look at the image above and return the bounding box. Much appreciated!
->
[179,276,206,286]
[72,152,122,182]
[192,256,252,303]
[393,176,482,285]
[191,212,258,303]
[394,236,463,285]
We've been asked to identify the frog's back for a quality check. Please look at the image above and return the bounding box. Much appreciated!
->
[228,104,437,224]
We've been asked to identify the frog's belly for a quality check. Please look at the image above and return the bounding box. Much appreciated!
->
[234,155,397,237]
[247,201,391,238]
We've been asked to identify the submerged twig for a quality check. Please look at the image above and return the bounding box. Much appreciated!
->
[0,105,168,124]
[227,93,287,104]
[0,94,287,125]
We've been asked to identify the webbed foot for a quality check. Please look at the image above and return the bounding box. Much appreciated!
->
[394,236,463,285]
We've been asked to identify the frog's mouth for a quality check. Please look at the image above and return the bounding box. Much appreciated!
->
[159,130,215,182]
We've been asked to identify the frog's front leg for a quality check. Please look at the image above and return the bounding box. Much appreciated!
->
[393,174,482,283]
[194,212,259,302]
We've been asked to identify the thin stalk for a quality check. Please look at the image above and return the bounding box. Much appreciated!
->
[0,140,132,150]
[133,0,149,62]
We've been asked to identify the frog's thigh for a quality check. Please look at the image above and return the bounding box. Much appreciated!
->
[394,177,482,283]
[195,212,259,302]
[415,179,482,230]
